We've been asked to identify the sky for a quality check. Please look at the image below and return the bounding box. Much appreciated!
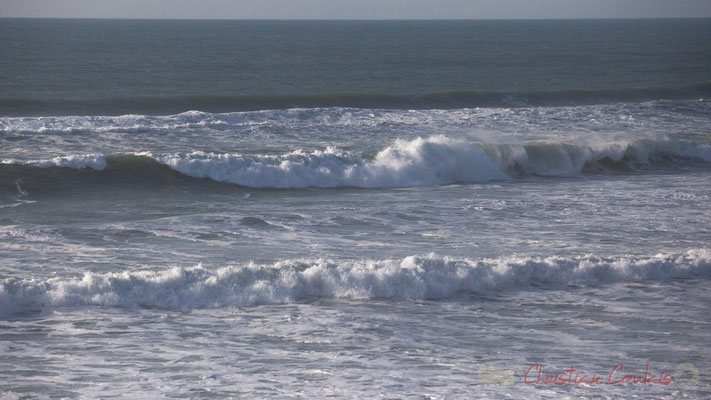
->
[1,0,711,19]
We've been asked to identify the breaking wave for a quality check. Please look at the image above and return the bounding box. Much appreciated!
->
[2,136,710,192]
[1,249,709,313]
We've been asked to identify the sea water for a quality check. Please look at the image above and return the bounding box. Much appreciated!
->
[1,19,710,398]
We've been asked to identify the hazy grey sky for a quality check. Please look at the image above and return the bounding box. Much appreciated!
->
[2,0,711,19]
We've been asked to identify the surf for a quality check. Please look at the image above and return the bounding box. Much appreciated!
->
[2,136,710,195]
[2,249,709,314]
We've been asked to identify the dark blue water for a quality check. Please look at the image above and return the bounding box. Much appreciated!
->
[1,19,710,115]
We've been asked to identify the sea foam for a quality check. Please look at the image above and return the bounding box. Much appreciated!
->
[151,136,711,187]
[3,136,710,189]
[2,249,709,313]
[153,136,506,188]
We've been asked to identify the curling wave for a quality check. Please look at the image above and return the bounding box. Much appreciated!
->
[2,136,710,192]
[1,249,709,313]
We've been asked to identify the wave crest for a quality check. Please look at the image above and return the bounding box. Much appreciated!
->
[147,136,711,187]
[154,136,507,188]
[2,136,710,191]
[2,249,709,313]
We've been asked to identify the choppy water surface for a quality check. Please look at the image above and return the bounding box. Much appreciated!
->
[1,19,710,398]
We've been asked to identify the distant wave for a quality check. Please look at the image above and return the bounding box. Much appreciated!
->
[2,136,710,194]
[2,82,710,116]
[1,154,108,170]
[1,249,709,313]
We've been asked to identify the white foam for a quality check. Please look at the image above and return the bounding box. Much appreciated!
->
[3,136,709,188]
[2,249,709,313]
[153,136,508,188]
[3,100,710,143]
[153,136,711,188]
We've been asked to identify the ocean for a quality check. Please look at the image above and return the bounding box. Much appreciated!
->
[1,18,710,398]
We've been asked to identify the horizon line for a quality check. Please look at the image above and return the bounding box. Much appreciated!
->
[2,16,711,21]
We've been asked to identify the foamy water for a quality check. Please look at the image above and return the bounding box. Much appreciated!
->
[2,19,710,399]
[3,134,710,189]
[3,250,709,314]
